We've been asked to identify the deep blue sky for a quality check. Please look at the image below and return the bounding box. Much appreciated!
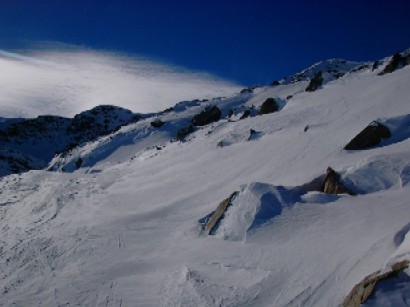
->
[1,0,410,85]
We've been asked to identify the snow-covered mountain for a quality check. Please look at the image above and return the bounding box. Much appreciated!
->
[1,49,410,306]
[0,105,141,176]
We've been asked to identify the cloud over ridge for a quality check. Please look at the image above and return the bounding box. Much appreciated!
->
[0,45,242,118]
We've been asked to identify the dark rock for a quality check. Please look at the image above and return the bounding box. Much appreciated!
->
[205,192,239,235]
[259,98,278,115]
[75,157,83,169]
[305,71,324,92]
[286,95,293,100]
[240,110,251,120]
[372,60,380,71]
[191,106,222,126]
[304,125,309,132]
[381,52,403,74]
[240,85,259,94]
[176,125,195,141]
[150,119,164,128]
[342,260,409,307]
[350,64,370,73]
[271,80,280,86]
[247,129,258,141]
[344,121,391,150]
[240,88,253,94]
[227,109,234,118]
[321,167,354,195]
[163,107,174,113]
[405,54,410,66]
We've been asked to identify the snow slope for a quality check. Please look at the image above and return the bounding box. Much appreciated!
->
[1,51,410,306]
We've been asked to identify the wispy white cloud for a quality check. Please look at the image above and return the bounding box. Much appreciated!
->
[0,45,242,118]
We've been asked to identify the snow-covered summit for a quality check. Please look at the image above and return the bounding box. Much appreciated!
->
[281,58,366,85]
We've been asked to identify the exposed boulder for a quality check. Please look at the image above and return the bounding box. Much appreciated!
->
[205,192,238,235]
[240,85,258,94]
[344,121,391,150]
[305,71,324,92]
[342,260,409,307]
[227,109,234,118]
[75,157,83,169]
[321,167,354,195]
[240,88,253,94]
[271,80,280,86]
[259,98,278,115]
[176,125,195,141]
[380,52,405,75]
[240,109,251,120]
[150,119,164,128]
[191,106,222,126]
[247,129,258,141]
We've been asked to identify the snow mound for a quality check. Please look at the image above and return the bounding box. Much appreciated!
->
[217,129,262,147]
[213,182,303,241]
[160,265,262,306]
[342,152,410,194]
[381,114,410,147]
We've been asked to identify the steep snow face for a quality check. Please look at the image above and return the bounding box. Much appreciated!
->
[1,52,410,306]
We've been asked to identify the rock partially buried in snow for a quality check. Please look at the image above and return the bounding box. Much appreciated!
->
[191,106,222,126]
[305,71,324,92]
[203,183,303,241]
[344,121,391,150]
[342,259,409,307]
[321,167,354,195]
[205,192,238,235]
[380,52,410,75]
[150,119,164,128]
[176,125,195,141]
[258,98,278,115]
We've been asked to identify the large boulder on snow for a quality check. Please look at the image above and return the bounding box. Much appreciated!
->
[176,125,195,141]
[321,167,354,195]
[342,260,409,307]
[202,183,303,240]
[205,192,238,235]
[191,106,222,126]
[258,98,278,115]
[150,119,164,128]
[305,71,324,92]
[344,121,391,150]
[380,52,410,75]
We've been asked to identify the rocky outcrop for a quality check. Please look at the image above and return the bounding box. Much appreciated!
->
[305,71,324,92]
[150,119,164,128]
[176,125,195,141]
[321,167,354,195]
[344,121,391,150]
[342,260,409,307]
[191,106,222,126]
[380,52,410,75]
[259,98,278,115]
[240,110,251,120]
[205,192,238,235]
[0,105,141,176]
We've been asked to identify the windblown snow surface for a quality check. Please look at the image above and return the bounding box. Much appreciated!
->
[2,55,410,306]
